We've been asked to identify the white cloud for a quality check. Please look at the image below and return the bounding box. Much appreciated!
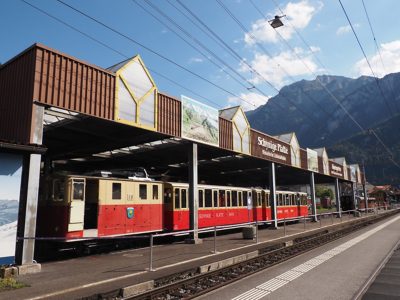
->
[354,40,400,77]
[227,92,270,111]
[336,23,359,35]
[240,48,319,87]
[245,0,322,45]
[188,57,204,64]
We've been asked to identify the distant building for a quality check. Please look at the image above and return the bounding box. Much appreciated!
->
[368,185,400,207]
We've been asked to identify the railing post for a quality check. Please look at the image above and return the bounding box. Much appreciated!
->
[284,218,286,236]
[255,220,259,243]
[303,215,306,231]
[319,214,322,228]
[331,213,334,225]
[213,226,217,254]
[149,234,154,271]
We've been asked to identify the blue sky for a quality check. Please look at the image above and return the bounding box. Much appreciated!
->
[1,0,400,111]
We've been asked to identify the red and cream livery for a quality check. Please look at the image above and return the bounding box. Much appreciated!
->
[37,175,308,241]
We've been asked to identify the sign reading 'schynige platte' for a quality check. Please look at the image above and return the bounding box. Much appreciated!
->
[181,95,219,146]
[251,131,291,164]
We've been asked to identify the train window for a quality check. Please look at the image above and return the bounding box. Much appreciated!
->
[302,195,307,205]
[243,191,248,207]
[219,190,226,207]
[199,190,204,208]
[238,191,242,206]
[232,191,238,207]
[277,193,282,206]
[174,188,180,209]
[206,189,213,207]
[181,189,187,209]
[257,193,261,206]
[213,190,218,207]
[52,179,65,202]
[112,183,121,200]
[139,184,147,200]
[266,193,270,206]
[227,191,231,207]
[152,185,159,200]
[164,188,172,203]
[73,180,85,201]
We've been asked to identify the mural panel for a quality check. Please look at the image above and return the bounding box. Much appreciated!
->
[0,153,22,264]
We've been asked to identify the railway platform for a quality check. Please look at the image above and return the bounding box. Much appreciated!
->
[361,237,400,299]
[0,209,395,300]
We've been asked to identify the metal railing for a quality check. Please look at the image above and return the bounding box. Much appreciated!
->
[146,206,392,271]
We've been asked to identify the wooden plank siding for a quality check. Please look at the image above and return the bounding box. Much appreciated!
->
[0,46,36,144]
[33,45,115,120]
[219,118,233,150]
[157,93,181,137]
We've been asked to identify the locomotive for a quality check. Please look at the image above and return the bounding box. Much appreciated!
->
[36,173,308,242]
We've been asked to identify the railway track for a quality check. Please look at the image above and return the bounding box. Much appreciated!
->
[126,211,398,300]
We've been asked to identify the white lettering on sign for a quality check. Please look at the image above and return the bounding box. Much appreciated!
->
[331,164,343,176]
[257,136,289,154]
[261,149,287,162]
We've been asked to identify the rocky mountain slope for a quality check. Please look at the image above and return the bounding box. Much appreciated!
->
[246,73,400,148]
[246,73,400,184]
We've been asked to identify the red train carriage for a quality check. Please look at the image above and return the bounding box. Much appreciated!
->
[37,175,163,240]
[163,182,308,231]
[37,175,309,242]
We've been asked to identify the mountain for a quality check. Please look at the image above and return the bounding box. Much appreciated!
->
[246,73,400,148]
[327,114,400,185]
[246,73,400,185]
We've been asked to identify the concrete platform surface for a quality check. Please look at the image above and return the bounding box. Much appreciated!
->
[0,210,392,300]
[197,213,400,300]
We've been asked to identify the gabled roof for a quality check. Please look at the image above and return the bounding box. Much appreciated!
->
[313,147,327,157]
[107,56,136,72]
[219,106,241,121]
[331,157,347,165]
[274,132,296,144]
[349,164,360,170]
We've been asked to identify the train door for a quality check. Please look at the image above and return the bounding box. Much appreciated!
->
[68,178,86,232]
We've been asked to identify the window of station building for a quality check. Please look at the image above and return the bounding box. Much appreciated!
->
[139,184,147,200]
[205,189,213,208]
[199,190,204,208]
[213,190,218,207]
[72,179,85,201]
[219,190,226,207]
[232,191,238,207]
[174,188,180,209]
[112,183,122,200]
[152,185,159,200]
[227,191,231,207]
[164,188,172,203]
[181,189,187,209]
